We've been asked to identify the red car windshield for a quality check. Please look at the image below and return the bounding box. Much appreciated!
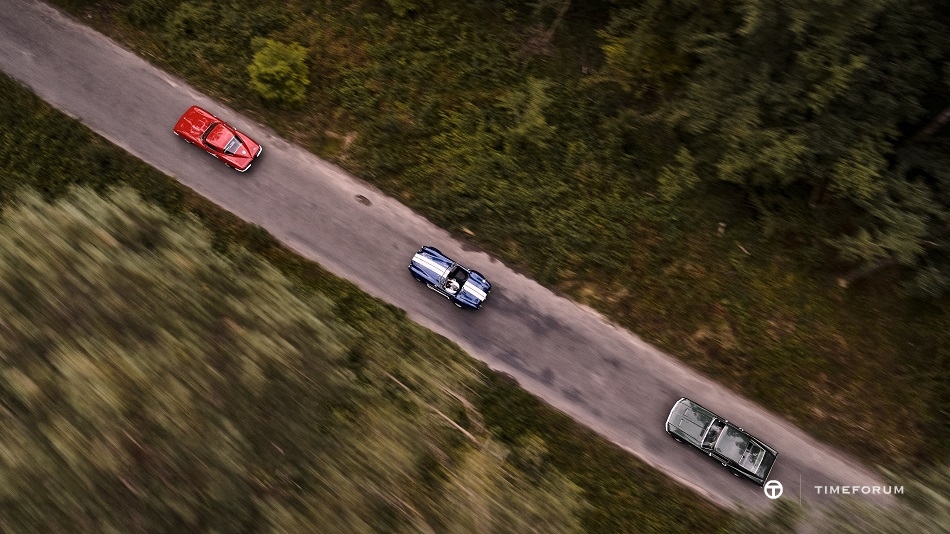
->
[222,136,243,155]
[204,123,244,155]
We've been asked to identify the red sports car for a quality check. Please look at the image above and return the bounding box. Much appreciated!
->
[173,106,262,172]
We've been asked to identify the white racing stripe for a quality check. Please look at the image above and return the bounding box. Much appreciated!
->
[413,254,449,279]
[462,283,487,301]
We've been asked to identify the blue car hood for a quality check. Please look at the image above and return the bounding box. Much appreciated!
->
[411,250,452,284]
[457,271,491,307]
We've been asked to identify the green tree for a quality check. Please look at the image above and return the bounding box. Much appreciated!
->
[602,0,950,292]
[247,37,311,107]
[830,177,945,288]
[596,0,719,100]
[657,147,700,201]
[124,0,180,28]
[163,2,219,61]
[497,77,557,150]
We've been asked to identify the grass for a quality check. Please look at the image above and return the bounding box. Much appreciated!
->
[0,68,732,532]
[41,0,950,468]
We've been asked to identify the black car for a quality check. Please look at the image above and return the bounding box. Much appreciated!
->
[666,397,778,485]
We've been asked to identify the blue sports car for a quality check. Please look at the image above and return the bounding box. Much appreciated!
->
[409,246,492,309]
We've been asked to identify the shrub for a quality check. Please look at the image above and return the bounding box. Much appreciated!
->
[247,37,310,107]
[386,0,419,17]
[124,0,178,28]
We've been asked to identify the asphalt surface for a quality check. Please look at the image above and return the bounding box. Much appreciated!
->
[0,0,891,511]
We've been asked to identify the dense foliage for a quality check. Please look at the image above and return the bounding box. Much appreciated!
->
[0,72,729,532]
[600,0,950,294]
[47,0,950,466]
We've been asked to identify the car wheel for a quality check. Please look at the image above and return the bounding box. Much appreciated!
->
[455,302,463,308]
[672,437,684,444]
[733,472,742,478]
[721,462,729,467]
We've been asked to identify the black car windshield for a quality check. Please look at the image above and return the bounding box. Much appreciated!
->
[702,419,725,448]
[223,136,243,155]
[739,442,766,472]
[713,425,752,464]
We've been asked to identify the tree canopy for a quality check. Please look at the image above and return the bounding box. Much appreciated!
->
[601,0,950,293]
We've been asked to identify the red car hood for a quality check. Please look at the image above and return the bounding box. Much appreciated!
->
[174,105,217,141]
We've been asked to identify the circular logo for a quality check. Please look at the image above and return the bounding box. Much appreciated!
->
[763,480,783,500]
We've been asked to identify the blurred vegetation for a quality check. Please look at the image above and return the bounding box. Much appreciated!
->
[727,464,950,534]
[0,72,730,531]
[812,464,950,534]
[0,187,582,531]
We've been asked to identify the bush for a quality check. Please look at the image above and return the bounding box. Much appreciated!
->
[247,37,310,107]
[124,0,178,28]
[385,0,421,17]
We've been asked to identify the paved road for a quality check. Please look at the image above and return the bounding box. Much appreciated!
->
[0,0,889,510]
